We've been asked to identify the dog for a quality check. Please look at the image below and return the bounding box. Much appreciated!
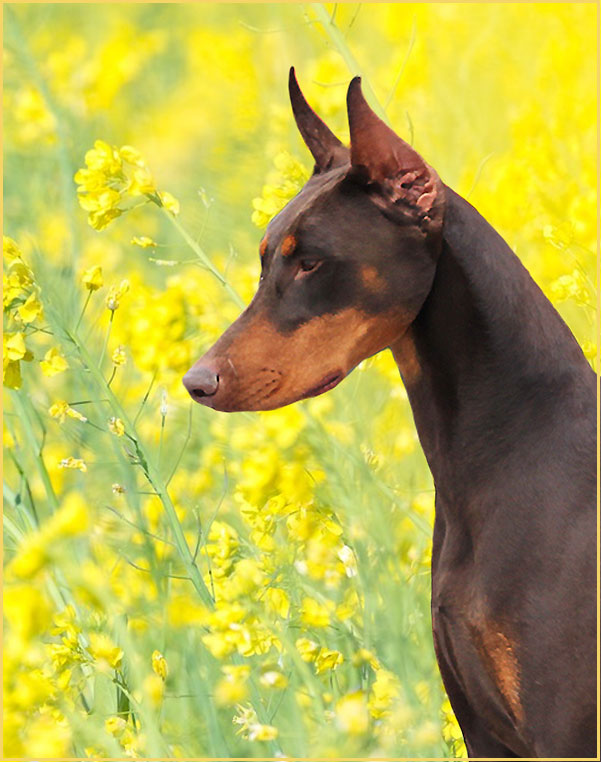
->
[183,69,597,758]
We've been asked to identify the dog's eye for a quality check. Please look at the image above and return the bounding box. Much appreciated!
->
[297,260,321,277]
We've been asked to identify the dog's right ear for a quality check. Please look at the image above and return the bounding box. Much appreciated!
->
[346,76,444,233]
[289,67,349,174]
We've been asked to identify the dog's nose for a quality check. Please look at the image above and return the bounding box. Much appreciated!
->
[182,366,219,403]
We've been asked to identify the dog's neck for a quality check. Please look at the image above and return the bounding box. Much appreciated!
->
[390,187,593,508]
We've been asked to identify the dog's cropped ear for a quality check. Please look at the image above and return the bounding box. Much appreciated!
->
[289,67,349,173]
[346,76,444,228]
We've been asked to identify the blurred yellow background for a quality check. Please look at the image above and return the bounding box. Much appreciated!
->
[3,3,596,758]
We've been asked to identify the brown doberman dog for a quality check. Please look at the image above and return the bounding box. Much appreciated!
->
[183,70,597,758]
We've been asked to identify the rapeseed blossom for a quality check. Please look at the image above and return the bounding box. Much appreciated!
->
[75,141,180,229]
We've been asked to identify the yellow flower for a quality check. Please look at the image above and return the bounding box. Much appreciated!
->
[215,677,249,706]
[105,715,127,738]
[548,269,590,304]
[142,673,164,707]
[352,648,380,671]
[111,345,127,366]
[215,664,250,706]
[88,632,123,671]
[17,292,43,324]
[264,587,290,618]
[233,704,278,741]
[442,696,467,757]
[314,647,344,675]
[202,632,236,660]
[151,649,168,681]
[128,166,155,196]
[248,723,278,742]
[3,361,22,388]
[82,265,103,291]
[74,141,124,230]
[40,346,68,376]
[88,207,122,231]
[51,606,80,643]
[368,668,401,719]
[259,668,288,689]
[50,493,89,537]
[3,235,22,262]
[119,144,147,167]
[22,712,71,758]
[108,417,125,437]
[251,151,310,228]
[131,235,157,248]
[84,139,122,173]
[3,333,34,389]
[4,332,29,362]
[106,279,130,311]
[49,400,87,423]
[335,690,369,735]
[4,261,34,310]
[9,535,48,579]
[77,187,121,213]
[4,584,51,639]
[300,596,332,628]
[415,679,431,705]
[295,637,320,662]
[58,457,87,473]
[157,190,180,215]
[3,424,14,448]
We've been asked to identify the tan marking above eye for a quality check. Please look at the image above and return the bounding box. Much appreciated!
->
[259,236,269,257]
[281,234,296,257]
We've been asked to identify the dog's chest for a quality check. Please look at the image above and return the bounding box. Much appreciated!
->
[431,513,529,753]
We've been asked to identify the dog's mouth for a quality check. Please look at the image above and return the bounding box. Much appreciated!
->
[304,371,343,398]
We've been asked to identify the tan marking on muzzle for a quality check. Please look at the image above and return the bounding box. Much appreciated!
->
[196,305,406,411]
[280,234,296,257]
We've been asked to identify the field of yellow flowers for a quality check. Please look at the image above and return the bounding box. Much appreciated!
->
[3,3,596,759]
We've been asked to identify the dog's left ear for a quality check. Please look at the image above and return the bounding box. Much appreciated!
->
[346,77,444,230]
[289,67,349,173]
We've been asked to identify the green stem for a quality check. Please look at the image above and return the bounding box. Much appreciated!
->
[75,290,93,332]
[160,208,245,309]
[11,392,60,512]
[69,329,215,609]
[310,3,389,124]
[99,310,114,368]
[158,413,166,468]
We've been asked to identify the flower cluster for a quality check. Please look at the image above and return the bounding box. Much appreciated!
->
[74,140,179,230]
[251,151,310,228]
[3,236,68,389]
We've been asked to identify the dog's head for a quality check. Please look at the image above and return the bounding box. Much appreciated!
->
[183,70,445,412]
